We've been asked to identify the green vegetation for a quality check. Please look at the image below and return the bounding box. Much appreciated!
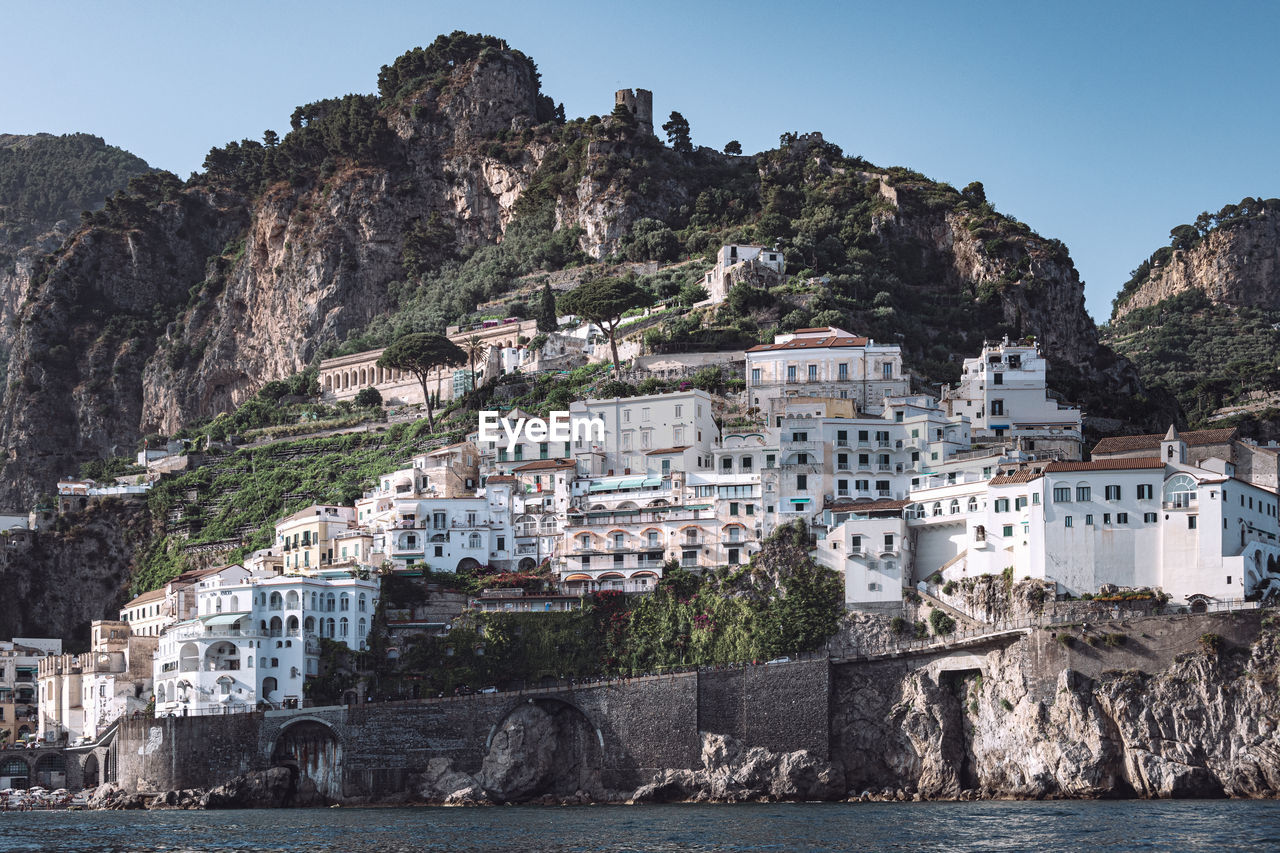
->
[129,414,463,595]
[372,520,842,694]
[928,608,956,636]
[1104,289,1280,424]
[0,133,151,225]
[1199,633,1224,656]
[558,276,654,376]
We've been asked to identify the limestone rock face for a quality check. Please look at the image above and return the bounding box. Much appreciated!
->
[1112,211,1280,320]
[632,732,843,803]
[198,767,299,809]
[476,702,561,801]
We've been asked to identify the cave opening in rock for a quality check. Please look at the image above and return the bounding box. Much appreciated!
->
[480,697,605,802]
[271,720,343,803]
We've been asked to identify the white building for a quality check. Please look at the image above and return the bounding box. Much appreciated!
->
[701,244,786,304]
[2,638,60,746]
[569,389,717,478]
[941,338,1083,457]
[816,500,910,612]
[153,567,379,715]
[746,327,910,416]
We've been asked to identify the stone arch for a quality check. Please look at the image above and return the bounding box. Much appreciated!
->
[1,756,29,787]
[271,719,343,803]
[33,753,67,788]
[518,557,537,571]
[456,557,482,573]
[82,752,100,788]
[482,697,605,802]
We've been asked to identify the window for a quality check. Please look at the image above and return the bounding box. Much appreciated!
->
[1188,515,1198,530]
[1032,493,1040,506]
[1105,485,1121,501]
[1064,516,1073,528]
[993,373,1003,385]
[1015,496,1027,511]
[1137,484,1153,500]
[787,366,797,382]
[994,498,1009,513]
[858,430,869,443]
[1144,512,1158,523]
[796,474,808,490]
[1002,525,1013,537]
[850,535,862,553]
[882,363,892,379]
[1053,487,1071,502]
[1103,513,1111,524]
[1077,486,1091,502]
[1117,513,1128,524]
[751,368,761,384]
[1085,514,1094,526]
[884,533,894,551]
[991,399,1004,416]
[808,364,817,380]
[765,454,776,468]
[674,404,682,418]
[838,363,848,380]
[730,502,740,516]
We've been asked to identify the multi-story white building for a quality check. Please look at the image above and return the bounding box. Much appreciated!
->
[941,338,1083,457]
[569,389,717,478]
[153,567,379,715]
[1,638,60,746]
[746,327,910,415]
[878,427,1280,610]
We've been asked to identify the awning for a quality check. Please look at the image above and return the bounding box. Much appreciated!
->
[642,477,663,487]
[563,573,592,582]
[589,476,646,492]
[201,612,249,626]
[790,498,811,504]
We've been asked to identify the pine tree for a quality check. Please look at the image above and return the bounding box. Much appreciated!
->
[537,282,558,333]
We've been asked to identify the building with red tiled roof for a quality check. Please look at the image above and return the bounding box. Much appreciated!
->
[1091,425,1280,491]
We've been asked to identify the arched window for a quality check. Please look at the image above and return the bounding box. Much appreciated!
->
[468,533,482,549]
[358,594,367,612]
[340,617,349,638]
[949,499,960,515]
[932,502,942,517]
[326,593,336,612]
[304,616,315,633]
[357,618,367,637]
[285,591,299,610]
[1163,474,1197,509]
[967,497,978,513]
[340,594,350,612]
[269,592,283,611]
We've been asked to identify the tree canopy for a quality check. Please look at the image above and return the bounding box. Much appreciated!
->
[377,333,466,429]
[558,277,653,376]
[662,111,692,153]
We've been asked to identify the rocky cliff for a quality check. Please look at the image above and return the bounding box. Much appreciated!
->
[1103,198,1280,426]
[0,499,147,649]
[0,34,1170,507]
[1113,200,1280,320]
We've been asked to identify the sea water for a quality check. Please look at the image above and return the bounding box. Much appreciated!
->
[1,800,1277,852]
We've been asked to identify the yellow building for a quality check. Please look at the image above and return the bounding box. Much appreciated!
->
[276,505,357,573]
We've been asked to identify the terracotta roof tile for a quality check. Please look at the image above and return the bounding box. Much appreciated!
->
[1092,427,1238,456]
[747,335,869,353]
[1045,458,1167,472]
[511,458,576,472]
[989,469,1045,485]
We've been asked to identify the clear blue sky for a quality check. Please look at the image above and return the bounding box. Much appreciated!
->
[3,0,1277,321]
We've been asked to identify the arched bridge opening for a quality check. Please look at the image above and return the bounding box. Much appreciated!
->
[481,696,605,802]
[271,719,343,803]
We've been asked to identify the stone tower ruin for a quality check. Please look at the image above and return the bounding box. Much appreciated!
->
[614,88,654,136]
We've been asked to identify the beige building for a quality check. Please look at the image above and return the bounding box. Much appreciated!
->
[318,318,539,404]
[746,327,910,416]
[37,622,153,745]
[275,505,358,573]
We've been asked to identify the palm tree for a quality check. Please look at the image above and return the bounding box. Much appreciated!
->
[465,336,486,391]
